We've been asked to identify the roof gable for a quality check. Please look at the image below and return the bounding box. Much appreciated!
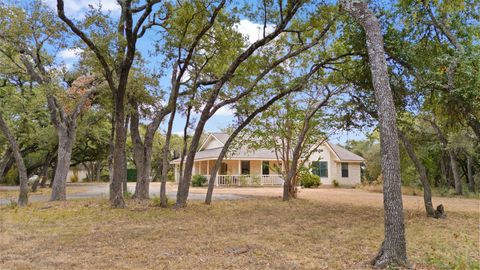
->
[199,133,226,151]
[325,142,365,162]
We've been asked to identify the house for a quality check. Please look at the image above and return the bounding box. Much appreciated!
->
[170,132,364,186]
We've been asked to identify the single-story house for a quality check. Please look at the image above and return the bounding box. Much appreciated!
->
[170,132,364,186]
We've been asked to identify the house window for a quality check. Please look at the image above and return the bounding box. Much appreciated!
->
[220,163,228,175]
[341,163,349,178]
[312,161,328,178]
[241,161,250,175]
[262,161,269,175]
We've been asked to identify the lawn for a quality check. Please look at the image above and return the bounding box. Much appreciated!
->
[1,192,479,269]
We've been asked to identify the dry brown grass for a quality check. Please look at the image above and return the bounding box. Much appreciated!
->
[1,194,479,270]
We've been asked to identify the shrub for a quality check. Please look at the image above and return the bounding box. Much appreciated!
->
[300,172,321,188]
[192,174,207,187]
[239,175,249,186]
[70,173,79,183]
[167,170,175,182]
[332,179,340,188]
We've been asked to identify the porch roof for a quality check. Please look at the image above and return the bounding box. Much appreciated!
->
[170,147,280,164]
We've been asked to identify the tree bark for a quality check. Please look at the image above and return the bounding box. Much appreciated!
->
[0,148,12,184]
[398,130,436,217]
[0,113,28,206]
[466,154,475,192]
[428,119,463,194]
[51,129,76,200]
[342,0,408,267]
[130,100,169,200]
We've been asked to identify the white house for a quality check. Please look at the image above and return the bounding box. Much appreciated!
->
[170,132,364,186]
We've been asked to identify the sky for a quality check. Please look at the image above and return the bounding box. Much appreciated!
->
[42,0,367,144]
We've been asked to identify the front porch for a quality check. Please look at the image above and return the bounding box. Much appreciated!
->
[174,159,284,186]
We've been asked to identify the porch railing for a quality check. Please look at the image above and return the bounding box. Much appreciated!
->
[214,174,284,186]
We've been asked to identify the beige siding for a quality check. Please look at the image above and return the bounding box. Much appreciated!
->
[222,160,240,175]
[307,144,362,185]
[335,162,361,186]
[250,160,262,175]
[202,137,223,150]
[308,145,336,185]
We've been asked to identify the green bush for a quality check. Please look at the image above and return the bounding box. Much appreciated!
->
[332,179,340,188]
[300,172,321,188]
[192,174,207,187]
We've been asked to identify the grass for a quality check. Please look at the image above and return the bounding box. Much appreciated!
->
[1,195,479,269]
[358,183,480,199]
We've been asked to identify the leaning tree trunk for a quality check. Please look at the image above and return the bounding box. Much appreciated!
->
[0,113,28,206]
[0,148,12,184]
[398,130,436,217]
[342,0,408,267]
[51,128,76,201]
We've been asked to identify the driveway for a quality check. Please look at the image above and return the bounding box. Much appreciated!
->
[0,182,245,205]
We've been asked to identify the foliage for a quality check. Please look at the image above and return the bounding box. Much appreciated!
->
[69,173,79,183]
[332,179,339,188]
[299,171,321,188]
[191,174,207,187]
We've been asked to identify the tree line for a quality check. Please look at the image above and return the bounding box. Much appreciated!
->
[0,0,477,268]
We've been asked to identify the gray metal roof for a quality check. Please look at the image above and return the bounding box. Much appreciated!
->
[327,142,365,162]
[210,132,229,144]
[171,146,280,163]
[171,132,365,163]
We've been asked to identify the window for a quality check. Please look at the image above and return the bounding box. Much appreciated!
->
[241,161,250,174]
[262,161,270,175]
[220,163,228,175]
[312,161,328,178]
[341,163,349,178]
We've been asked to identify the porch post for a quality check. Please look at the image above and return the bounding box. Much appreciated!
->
[193,161,196,175]
[260,160,264,186]
[238,160,241,175]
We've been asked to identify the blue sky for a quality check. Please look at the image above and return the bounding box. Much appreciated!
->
[43,0,367,144]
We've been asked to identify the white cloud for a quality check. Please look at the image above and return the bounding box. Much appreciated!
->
[58,48,82,60]
[213,106,235,117]
[43,0,120,18]
[235,19,275,45]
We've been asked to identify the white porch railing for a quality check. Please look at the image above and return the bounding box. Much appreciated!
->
[214,174,284,186]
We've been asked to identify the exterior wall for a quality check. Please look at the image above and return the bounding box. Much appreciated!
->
[222,160,240,175]
[306,145,362,185]
[202,137,223,150]
[307,145,336,185]
[249,160,262,175]
[267,161,282,175]
[335,162,361,186]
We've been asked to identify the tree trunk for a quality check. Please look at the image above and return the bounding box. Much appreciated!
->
[51,129,75,201]
[0,113,28,206]
[429,119,463,194]
[110,99,126,207]
[130,107,150,200]
[122,115,129,196]
[398,130,436,216]
[0,148,12,184]
[32,157,50,192]
[466,155,475,192]
[448,149,462,194]
[342,1,408,267]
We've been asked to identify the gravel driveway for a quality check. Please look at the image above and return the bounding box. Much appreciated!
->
[0,182,245,205]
